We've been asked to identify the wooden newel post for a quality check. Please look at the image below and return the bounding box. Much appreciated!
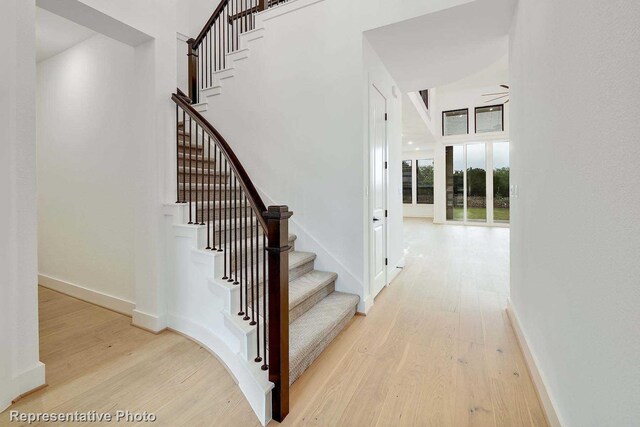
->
[265,205,292,422]
[187,38,199,104]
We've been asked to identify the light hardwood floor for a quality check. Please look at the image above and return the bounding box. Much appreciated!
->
[0,287,261,427]
[275,219,548,427]
[1,219,547,427]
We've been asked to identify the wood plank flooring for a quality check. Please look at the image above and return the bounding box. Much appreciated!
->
[0,287,261,427]
[1,219,547,426]
[275,219,548,427]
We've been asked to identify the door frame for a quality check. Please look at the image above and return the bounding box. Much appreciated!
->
[368,83,389,299]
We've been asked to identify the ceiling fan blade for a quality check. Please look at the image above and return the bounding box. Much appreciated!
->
[500,84,510,89]
[482,92,509,96]
[486,94,508,103]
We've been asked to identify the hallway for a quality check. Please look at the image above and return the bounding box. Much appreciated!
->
[0,288,261,427]
[280,219,547,426]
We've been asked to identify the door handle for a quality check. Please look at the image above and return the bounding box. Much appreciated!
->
[373,217,381,222]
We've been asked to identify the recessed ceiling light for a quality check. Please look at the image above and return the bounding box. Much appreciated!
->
[408,141,413,145]
[415,148,419,151]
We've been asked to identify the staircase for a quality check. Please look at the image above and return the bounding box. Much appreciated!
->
[172,92,358,423]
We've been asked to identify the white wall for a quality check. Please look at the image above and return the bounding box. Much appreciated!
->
[37,34,137,308]
[510,1,640,426]
[0,0,45,411]
[402,148,435,218]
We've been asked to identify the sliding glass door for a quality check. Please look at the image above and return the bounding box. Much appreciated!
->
[466,144,487,222]
[493,142,510,223]
[445,141,510,225]
[445,146,464,221]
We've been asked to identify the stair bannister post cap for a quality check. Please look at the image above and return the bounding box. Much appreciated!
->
[264,205,293,220]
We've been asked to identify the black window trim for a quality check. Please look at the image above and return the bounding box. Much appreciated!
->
[442,108,469,136]
[474,104,505,133]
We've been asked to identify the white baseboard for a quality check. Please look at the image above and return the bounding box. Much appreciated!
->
[38,274,134,316]
[132,309,166,334]
[360,294,374,315]
[506,300,563,427]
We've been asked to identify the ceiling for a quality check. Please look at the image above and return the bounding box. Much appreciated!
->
[437,54,509,109]
[364,0,515,92]
[37,7,96,63]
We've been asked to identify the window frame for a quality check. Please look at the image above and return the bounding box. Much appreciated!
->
[442,108,469,136]
[402,159,413,204]
[474,104,504,134]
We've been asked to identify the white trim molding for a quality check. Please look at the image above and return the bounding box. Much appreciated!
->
[38,274,135,316]
[506,300,563,427]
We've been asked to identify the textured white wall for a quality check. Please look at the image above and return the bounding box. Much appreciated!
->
[37,34,136,304]
[509,1,640,426]
[0,0,45,411]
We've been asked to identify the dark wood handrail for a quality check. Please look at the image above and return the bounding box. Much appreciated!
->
[171,92,268,229]
[193,0,230,47]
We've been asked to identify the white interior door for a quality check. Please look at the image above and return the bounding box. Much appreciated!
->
[370,85,387,298]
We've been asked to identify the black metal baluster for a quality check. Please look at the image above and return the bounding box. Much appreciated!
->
[219,8,223,70]
[250,206,256,326]
[254,216,261,362]
[243,196,249,321]
[212,140,217,250]
[196,124,202,225]
[188,117,193,223]
[182,110,186,203]
[234,0,239,50]
[262,233,268,370]
[209,28,212,83]
[176,105,180,203]
[220,157,233,282]
[234,175,239,286]
[239,176,244,298]
[206,134,211,248]
[225,4,229,67]
[217,146,223,252]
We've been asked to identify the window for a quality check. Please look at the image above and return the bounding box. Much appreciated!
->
[416,159,434,204]
[466,144,487,222]
[442,109,468,136]
[419,89,429,111]
[493,142,510,223]
[445,146,464,220]
[402,160,412,203]
[475,105,504,133]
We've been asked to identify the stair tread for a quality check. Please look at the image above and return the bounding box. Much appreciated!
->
[289,251,316,269]
[289,292,359,368]
[289,270,337,310]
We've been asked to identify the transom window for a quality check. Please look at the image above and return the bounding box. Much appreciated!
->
[475,105,504,133]
[442,109,469,136]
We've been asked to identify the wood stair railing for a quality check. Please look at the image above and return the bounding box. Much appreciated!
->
[186,0,292,103]
[172,91,292,421]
